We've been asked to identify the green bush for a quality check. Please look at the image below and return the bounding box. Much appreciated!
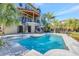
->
[0,39,4,47]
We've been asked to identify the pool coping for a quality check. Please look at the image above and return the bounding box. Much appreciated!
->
[0,33,79,56]
[54,33,79,55]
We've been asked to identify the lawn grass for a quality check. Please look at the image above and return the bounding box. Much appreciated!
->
[68,32,79,41]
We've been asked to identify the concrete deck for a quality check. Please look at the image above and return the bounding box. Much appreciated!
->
[0,33,79,56]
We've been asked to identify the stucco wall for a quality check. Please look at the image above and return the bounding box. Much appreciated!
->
[26,22,39,33]
[4,25,18,34]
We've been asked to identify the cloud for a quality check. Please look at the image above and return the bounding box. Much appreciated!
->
[56,5,79,16]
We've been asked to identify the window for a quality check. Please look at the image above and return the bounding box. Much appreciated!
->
[19,3,23,7]
[35,17,40,23]
[25,4,27,9]
[21,17,26,23]
[28,18,32,22]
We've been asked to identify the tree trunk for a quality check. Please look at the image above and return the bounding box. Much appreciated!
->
[2,25,5,35]
[54,28,56,33]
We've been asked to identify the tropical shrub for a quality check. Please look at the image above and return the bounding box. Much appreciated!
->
[0,39,4,47]
[0,4,21,34]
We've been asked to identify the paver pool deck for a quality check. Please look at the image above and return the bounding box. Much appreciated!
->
[0,33,79,56]
[20,33,79,56]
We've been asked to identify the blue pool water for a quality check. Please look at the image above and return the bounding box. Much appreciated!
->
[18,34,65,54]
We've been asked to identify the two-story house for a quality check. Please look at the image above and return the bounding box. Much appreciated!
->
[17,3,42,33]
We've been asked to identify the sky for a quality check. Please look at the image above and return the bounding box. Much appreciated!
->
[33,3,79,20]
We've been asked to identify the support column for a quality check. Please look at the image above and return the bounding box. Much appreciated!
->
[33,12,34,22]
[31,12,35,33]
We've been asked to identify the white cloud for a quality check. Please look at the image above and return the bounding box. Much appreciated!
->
[56,5,79,16]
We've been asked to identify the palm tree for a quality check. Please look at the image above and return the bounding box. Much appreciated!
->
[44,12,55,23]
[44,12,55,20]
[41,12,55,32]
[64,18,79,32]
[0,3,20,34]
[51,19,61,33]
[74,19,79,31]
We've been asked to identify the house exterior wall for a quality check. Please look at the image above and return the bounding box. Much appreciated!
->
[26,22,39,33]
[0,3,41,35]
[4,25,18,34]
[17,3,42,33]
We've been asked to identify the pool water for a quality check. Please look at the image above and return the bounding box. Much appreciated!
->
[18,34,66,54]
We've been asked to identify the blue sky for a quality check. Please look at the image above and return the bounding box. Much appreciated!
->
[33,3,79,20]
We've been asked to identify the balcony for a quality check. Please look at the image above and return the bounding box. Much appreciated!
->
[20,17,40,24]
[18,3,40,15]
[17,7,39,17]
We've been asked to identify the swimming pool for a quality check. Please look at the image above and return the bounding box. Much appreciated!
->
[17,34,66,54]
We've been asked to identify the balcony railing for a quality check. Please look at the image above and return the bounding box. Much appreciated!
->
[18,3,40,14]
[20,17,40,24]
